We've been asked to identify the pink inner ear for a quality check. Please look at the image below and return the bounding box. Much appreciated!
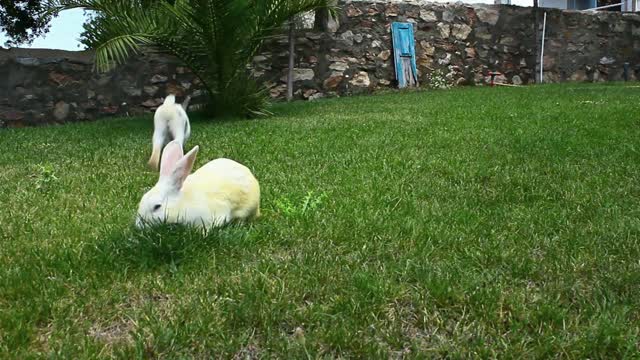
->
[169,146,199,189]
[159,141,184,177]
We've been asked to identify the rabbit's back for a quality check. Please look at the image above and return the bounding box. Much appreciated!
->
[183,158,260,220]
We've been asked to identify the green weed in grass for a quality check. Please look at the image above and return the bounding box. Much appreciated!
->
[274,191,328,218]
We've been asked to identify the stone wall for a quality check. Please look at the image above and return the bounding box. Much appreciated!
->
[257,1,640,99]
[1,1,639,127]
[0,48,206,127]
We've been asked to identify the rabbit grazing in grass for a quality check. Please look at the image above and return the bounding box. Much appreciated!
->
[148,94,191,171]
[136,140,261,230]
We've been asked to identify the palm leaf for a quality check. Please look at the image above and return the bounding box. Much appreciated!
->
[44,0,333,117]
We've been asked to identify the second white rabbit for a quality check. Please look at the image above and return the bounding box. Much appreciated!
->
[148,94,191,170]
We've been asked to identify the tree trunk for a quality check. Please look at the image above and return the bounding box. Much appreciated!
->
[314,8,328,31]
[314,0,338,32]
[533,0,540,83]
[287,18,295,102]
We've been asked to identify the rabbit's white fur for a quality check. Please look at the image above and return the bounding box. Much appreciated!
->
[148,94,191,170]
[136,140,260,229]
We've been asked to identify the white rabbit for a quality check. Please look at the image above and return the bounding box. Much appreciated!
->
[147,94,192,171]
[136,140,261,230]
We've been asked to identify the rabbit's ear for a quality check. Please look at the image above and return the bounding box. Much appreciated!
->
[160,141,184,178]
[168,145,199,190]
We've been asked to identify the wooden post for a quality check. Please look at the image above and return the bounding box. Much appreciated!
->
[540,11,547,83]
[287,18,295,102]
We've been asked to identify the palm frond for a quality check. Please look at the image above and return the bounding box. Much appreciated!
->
[93,34,153,72]
[44,0,334,117]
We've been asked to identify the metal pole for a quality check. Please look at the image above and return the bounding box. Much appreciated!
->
[585,2,624,11]
[624,63,630,81]
[540,12,547,83]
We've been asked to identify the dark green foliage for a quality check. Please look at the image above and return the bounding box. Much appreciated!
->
[0,0,52,46]
[48,0,331,118]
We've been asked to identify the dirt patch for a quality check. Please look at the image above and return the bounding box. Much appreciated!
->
[232,343,261,360]
[34,323,54,354]
[89,318,135,345]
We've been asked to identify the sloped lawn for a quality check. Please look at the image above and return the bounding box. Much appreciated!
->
[1,84,639,358]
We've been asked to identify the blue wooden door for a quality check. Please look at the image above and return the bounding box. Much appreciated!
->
[391,22,418,88]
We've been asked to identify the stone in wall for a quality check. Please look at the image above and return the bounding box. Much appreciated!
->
[350,71,371,87]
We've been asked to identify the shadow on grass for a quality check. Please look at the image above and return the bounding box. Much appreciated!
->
[187,93,388,124]
[187,110,267,125]
[91,223,258,272]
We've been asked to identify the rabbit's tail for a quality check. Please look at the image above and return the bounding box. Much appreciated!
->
[163,94,176,106]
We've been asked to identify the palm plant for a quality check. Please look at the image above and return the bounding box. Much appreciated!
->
[45,0,332,117]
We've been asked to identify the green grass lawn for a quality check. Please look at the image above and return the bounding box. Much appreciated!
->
[1,84,640,358]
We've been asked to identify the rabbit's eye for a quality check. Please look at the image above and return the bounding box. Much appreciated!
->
[153,204,162,211]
